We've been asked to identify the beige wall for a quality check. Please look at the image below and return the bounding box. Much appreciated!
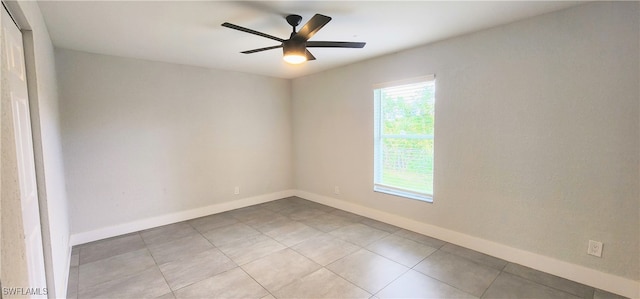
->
[56,49,293,234]
[292,1,639,281]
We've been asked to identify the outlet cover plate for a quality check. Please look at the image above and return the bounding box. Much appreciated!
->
[587,240,603,257]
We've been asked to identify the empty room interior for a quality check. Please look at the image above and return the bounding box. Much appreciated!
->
[1,1,638,298]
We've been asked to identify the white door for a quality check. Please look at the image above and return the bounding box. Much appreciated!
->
[2,7,47,296]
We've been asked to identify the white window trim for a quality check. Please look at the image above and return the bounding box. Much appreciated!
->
[373,75,435,203]
[372,74,436,89]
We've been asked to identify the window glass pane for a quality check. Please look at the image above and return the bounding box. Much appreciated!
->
[381,82,435,135]
[381,138,433,195]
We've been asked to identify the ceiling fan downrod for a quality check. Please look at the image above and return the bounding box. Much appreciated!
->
[285,14,303,35]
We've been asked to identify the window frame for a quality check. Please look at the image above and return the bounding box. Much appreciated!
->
[373,75,436,203]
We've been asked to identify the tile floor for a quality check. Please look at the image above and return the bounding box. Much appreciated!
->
[67,197,627,299]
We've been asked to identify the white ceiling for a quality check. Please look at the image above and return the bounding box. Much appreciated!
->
[38,1,584,79]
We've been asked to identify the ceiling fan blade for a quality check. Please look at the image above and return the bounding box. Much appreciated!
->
[295,14,331,41]
[305,50,316,61]
[307,41,366,48]
[222,22,285,43]
[241,45,283,54]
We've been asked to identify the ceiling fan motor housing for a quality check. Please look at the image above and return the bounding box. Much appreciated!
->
[283,39,306,57]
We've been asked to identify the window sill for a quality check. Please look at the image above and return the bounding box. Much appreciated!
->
[374,185,433,203]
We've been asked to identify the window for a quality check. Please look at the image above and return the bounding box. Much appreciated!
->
[374,75,435,202]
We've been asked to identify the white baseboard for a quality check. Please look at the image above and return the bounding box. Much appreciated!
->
[69,190,295,246]
[294,190,640,299]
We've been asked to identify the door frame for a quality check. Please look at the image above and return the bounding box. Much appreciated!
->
[1,1,55,297]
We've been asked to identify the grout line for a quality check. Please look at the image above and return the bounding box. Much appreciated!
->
[195,212,282,298]
[499,269,597,299]
[238,266,277,298]
[147,245,176,298]
[322,265,373,297]
[478,266,502,299]
[374,269,412,297]
[408,248,481,298]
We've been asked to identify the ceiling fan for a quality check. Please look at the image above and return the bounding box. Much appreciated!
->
[222,14,366,64]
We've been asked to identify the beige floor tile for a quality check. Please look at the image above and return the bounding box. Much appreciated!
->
[330,209,366,222]
[360,218,402,233]
[441,243,507,270]
[188,213,238,233]
[228,206,272,222]
[241,248,321,292]
[174,268,269,298]
[503,263,594,298]
[140,222,200,246]
[156,292,176,299]
[367,234,437,267]
[147,233,213,265]
[288,208,328,221]
[79,233,146,264]
[393,229,446,249]
[159,248,237,290]
[259,199,302,212]
[274,203,319,217]
[326,249,408,294]
[377,270,477,299]
[78,266,170,299]
[292,233,361,266]
[216,234,286,265]
[78,249,156,290]
[239,209,285,227]
[299,201,336,213]
[249,214,295,233]
[283,196,312,205]
[482,272,582,299]
[329,223,390,246]
[202,222,261,246]
[70,252,79,267]
[414,250,500,297]
[298,212,357,232]
[246,210,286,224]
[67,266,79,298]
[593,289,628,299]
[273,268,370,298]
[264,221,323,246]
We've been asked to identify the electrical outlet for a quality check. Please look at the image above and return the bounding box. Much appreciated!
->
[587,240,603,257]
[334,186,340,195]
[234,186,240,195]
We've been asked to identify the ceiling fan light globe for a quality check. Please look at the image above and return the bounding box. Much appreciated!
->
[282,40,307,64]
[283,54,307,64]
